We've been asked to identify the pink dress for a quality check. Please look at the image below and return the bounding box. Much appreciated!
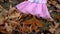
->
[16,0,51,19]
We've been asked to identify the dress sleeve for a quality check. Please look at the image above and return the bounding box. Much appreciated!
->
[42,0,47,3]
[38,0,47,3]
[28,0,40,3]
[34,0,40,3]
[28,0,34,2]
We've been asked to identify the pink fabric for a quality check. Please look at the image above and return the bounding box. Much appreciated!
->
[16,0,51,19]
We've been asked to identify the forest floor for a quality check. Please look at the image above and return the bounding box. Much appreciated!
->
[0,0,60,34]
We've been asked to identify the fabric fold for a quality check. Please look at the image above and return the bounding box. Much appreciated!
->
[16,0,51,19]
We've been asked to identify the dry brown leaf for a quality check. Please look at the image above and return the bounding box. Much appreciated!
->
[49,23,60,34]
[5,23,13,32]
[8,7,16,14]
[21,17,43,32]
[57,14,60,21]
[56,10,60,12]
[55,28,60,34]
[0,16,4,25]
[9,21,20,27]
[8,12,21,19]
